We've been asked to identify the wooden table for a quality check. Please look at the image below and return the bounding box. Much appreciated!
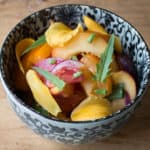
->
[0,0,150,150]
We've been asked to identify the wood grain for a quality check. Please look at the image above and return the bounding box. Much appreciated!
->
[0,0,150,150]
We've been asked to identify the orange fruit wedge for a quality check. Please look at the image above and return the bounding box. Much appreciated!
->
[71,95,112,121]
[45,22,83,47]
[21,43,51,71]
[26,69,62,116]
[83,15,122,53]
[15,38,35,73]
[111,71,136,101]
[52,32,107,58]
[83,15,108,36]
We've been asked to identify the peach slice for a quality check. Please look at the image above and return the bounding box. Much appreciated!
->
[21,43,51,71]
[83,15,122,53]
[81,67,112,97]
[45,22,83,47]
[83,15,108,36]
[111,98,125,113]
[81,67,97,96]
[114,36,122,53]
[50,84,74,97]
[110,55,119,72]
[71,95,112,121]
[26,69,61,116]
[80,53,99,74]
[52,32,107,59]
[15,38,35,73]
[111,71,136,101]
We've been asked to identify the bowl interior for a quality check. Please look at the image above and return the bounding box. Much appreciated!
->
[0,4,150,119]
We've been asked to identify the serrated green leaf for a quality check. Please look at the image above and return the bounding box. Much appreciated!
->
[33,66,66,90]
[94,34,115,82]
[21,35,46,56]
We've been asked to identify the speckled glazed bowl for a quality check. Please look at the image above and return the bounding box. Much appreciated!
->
[0,4,150,144]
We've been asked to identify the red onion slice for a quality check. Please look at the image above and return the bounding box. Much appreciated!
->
[35,58,64,72]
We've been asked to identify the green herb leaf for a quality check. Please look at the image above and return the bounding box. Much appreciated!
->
[94,34,115,82]
[95,89,107,95]
[107,83,124,101]
[49,58,56,64]
[21,35,46,56]
[87,33,96,43]
[34,103,49,117]
[33,66,66,90]
[71,55,78,61]
[73,71,82,78]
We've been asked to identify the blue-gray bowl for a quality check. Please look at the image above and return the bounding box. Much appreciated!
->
[0,4,150,144]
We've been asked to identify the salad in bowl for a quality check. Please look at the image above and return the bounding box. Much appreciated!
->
[15,15,137,122]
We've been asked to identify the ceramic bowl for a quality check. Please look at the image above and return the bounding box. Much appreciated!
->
[0,4,150,144]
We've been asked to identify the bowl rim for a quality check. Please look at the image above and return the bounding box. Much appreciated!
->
[0,4,150,124]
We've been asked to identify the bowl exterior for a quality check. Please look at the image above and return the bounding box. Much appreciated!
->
[0,5,150,144]
[6,88,140,144]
